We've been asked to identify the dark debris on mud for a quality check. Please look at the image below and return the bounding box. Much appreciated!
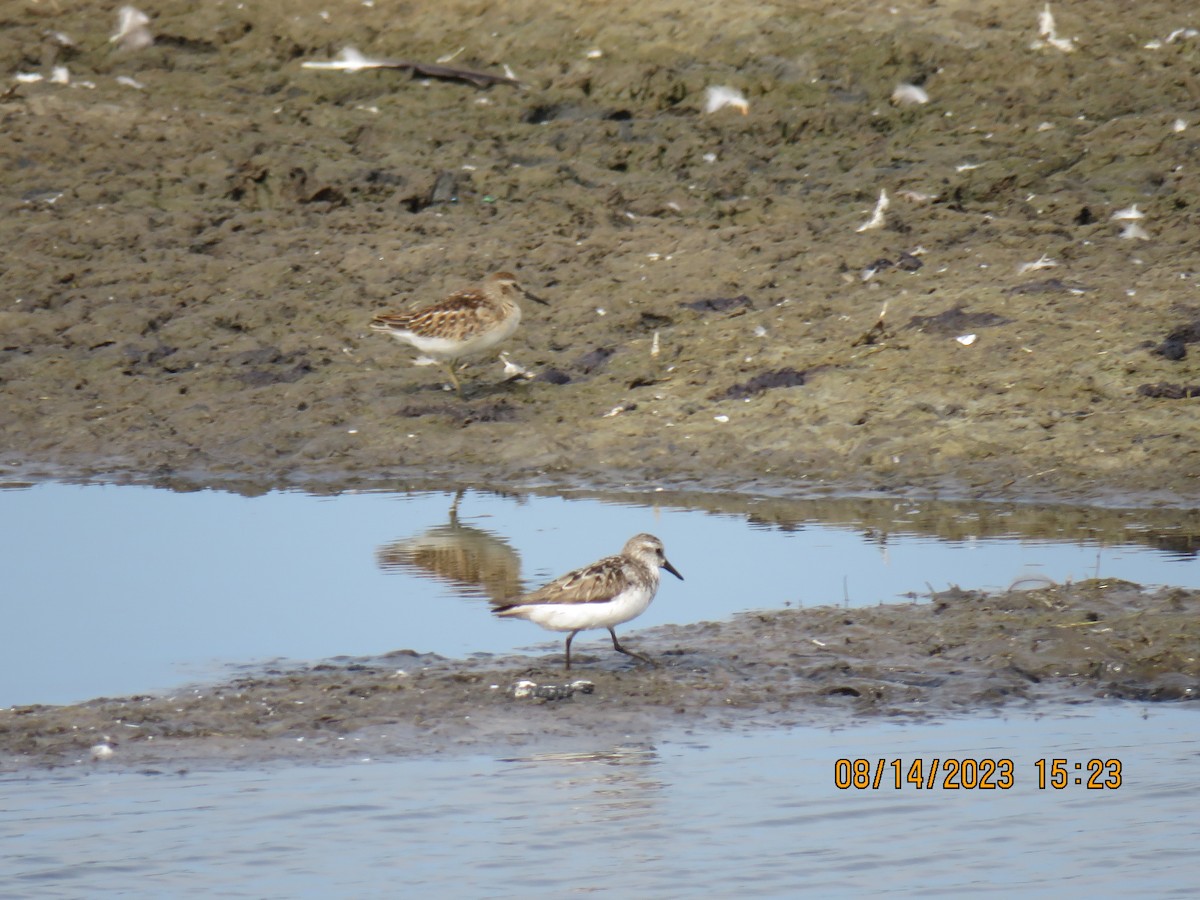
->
[392,399,521,423]
[1137,382,1200,400]
[1004,278,1092,295]
[903,305,1012,335]
[712,367,807,400]
[681,295,755,314]
[1151,319,1200,361]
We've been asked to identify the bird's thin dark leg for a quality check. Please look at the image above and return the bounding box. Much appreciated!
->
[564,631,578,671]
[608,628,656,666]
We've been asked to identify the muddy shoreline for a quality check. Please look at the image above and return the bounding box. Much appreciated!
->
[3,0,1200,507]
[4,0,1200,768]
[4,581,1197,772]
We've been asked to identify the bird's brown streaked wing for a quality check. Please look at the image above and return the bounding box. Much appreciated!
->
[370,312,413,331]
[499,555,631,608]
[370,289,492,324]
[422,289,491,312]
[371,291,502,339]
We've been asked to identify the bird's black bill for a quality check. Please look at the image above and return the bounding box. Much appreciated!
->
[523,288,550,306]
[663,560,684,580]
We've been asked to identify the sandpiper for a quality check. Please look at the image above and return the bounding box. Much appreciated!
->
[369,271,547,395]
[492,533,683,670]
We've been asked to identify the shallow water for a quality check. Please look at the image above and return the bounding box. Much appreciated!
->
[2,482,1198,708]
[2,703,1194,897]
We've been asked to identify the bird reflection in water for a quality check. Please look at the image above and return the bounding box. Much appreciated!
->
[375,491,522,604]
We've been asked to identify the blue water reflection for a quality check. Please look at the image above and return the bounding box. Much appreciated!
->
[2,482,1196,706]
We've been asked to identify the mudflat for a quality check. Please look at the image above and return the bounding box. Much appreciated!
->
[2,0,1198,768]
[3,0,1199,501]
[4,580,1197,772]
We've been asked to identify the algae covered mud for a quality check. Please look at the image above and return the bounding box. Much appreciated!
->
[2,0,1199,500]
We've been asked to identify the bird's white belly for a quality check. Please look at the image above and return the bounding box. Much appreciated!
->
[394,309,521,359]
[520,585,654,632]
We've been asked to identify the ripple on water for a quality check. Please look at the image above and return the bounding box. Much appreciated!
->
[1,705,1197,895]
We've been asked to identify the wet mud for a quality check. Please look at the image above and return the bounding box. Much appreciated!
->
[3,0,1200,767]
[2,0,1200,502]
[3,580,1196,772]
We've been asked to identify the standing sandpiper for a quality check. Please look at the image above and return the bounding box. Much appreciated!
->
[492,534,684,670]
[370,271,547,395]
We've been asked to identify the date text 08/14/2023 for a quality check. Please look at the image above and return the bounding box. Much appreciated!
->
[833,758,1123,791]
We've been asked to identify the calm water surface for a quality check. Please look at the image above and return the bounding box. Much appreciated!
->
[3,483,1197,896]
[2,704,1194,897]
[2,482,1198,707]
